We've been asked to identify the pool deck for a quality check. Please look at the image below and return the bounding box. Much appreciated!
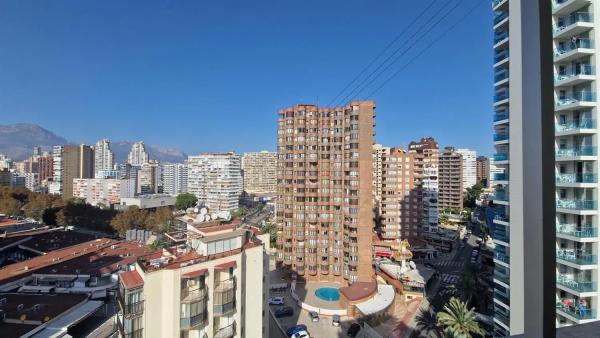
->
[294,282,345,310]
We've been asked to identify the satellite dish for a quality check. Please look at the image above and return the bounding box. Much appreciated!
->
[205,214,211,221]
[196,214,205,222]
[211,213,219,220]
[200,208,208,215]
[193,207,199,213]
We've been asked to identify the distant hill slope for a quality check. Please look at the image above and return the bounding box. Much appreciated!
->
[0,123,187,163]
[0,123,68,160]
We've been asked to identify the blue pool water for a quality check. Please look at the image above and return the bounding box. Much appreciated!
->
[315,287,340,301]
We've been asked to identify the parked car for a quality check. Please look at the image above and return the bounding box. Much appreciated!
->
[347,323,362,337]
[332,314,340,326]
[286,325,307,337]
[471,256,477,264]
[467,229,473,235]
[290,330,309,338]
[308,310,319,322]
[269,296,284,305]
[274,307,294,318]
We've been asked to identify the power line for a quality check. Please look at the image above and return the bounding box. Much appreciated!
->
[326,0,437,106]
[337,0,463,105]
[366,0,485,98]
[334,0,461,106]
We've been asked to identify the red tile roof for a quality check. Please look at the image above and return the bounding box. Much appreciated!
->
[339,280,377,301]
[214,261,236,270]
[119,270,144,289]
[182,268,208,278]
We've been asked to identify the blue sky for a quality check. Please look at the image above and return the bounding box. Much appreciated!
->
[0,0,493,156]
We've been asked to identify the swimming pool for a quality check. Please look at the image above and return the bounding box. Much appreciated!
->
[314,287,340,301]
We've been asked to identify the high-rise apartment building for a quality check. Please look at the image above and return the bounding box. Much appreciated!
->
[241,151,277,194]
[116,223,270,338]
[162,162,188,195]
[476,156,490,187]
[438,147,463,210]
[373,144,390,211]
[137,161,161,195]
[409,137,439,234]
[128,141,149,166]
[275,101,375,284]
[378,147,419,241]
[48,145,94,197]
[38,155,53,184]
[456,148,477,189]
[188,153,242,212]
[73,177,136,206]
[94,138,114,173]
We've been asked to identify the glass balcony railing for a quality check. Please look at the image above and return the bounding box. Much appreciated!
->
[556,91,596,106]
[556,199,597,210]
[494,173,509,181]
[494,49,509,63]
[556,223,597,238]
[554,39,594,57]
[494,91,509,102]
[554,12,593,32]
[494,133,509,142]
[494,31,509,44]
[494,230,510,243]
[557,249,597,265]
[494,12,508,25]
[556,173,597,184]
[557,275,597,292]
[494,72,509,83]
[493,0,505,7]
[556,146,596,157]
[494,153,508,161]
[494,213,508,222]
[556,65,594,82]
[556,304,596,320]
[494,251,510,263]
[492,191,508,201]
[494,271,510,285]
[556,118,595,132]
[494,111,509,121]
[494,309,510,326]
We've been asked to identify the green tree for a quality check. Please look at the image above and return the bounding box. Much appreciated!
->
[437,297,484,338]
[464,183,484,209]
[415,308,443,338]
[261,222,278,246]
[175,193,198,210]
[56,198,116,233]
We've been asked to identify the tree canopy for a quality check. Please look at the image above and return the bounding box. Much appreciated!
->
[175,193,198,210]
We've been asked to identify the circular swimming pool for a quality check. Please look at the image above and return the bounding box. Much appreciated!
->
[315,287,340,301]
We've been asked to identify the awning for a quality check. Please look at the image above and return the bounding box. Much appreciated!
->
[182,268,208,278]
[375,251,392,258]
[214,261,236,270]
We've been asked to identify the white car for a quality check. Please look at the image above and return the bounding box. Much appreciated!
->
[268,296,284,305]
[291,330,310,338]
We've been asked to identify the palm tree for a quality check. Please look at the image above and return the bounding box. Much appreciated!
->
[437,297,484,338]
[415,308,443,338]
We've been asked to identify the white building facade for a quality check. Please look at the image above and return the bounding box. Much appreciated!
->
[162,162,188,195]
[94,139,114,173]
[188,153,242,212]
[72,178,136,206]
[456,148,477,189]
[128,142,149,166]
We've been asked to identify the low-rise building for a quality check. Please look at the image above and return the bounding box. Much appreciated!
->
[119,194,176,210]
[116,220,270,338]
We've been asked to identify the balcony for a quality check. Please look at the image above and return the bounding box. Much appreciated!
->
[494,71,509,84]
[556,303,596,321]
[180,312,208,330]
[556,91,596,110]
[494,289,510,306]
[181,286,208,303]
[494,213,508,223]
[494,111,509,122]
[118,296,144,318]
[117,316,144,338]
[494,49,509,65]
[492,191,508,202]
[494,251,510,264]
[555,146,596,159]
[494,133,509,142]
[557,223,597,239]
[494,31,509,46]
[214,322,236,338]
[493,229,510,243]
[556,173,597,186]
[494,309,510,327]
[553,0,593,16]
[494,11,508,26]
[494,91,509,103]
[557,275,597,293]
[494,173,509,181]
[556,118,595,133]
[556,199,596,210]
[554,39,595,62]
[557,249,597,265]
[494,153,508,161]
[555,65,595,86]
[554,12,593,39]
[494,271,510,285]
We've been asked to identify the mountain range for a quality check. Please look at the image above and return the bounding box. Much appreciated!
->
[0,123,187,163]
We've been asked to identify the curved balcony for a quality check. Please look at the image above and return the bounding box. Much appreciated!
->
[494,11,508,26]
[494,133,509,142]
[494,173,509,181]
[494,111,509,122]
[180,312,207,330]
[181,286,208,303]
[494,49,509,65]
[214,322,236,338]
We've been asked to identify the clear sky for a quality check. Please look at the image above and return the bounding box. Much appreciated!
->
[0,0,493,156]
